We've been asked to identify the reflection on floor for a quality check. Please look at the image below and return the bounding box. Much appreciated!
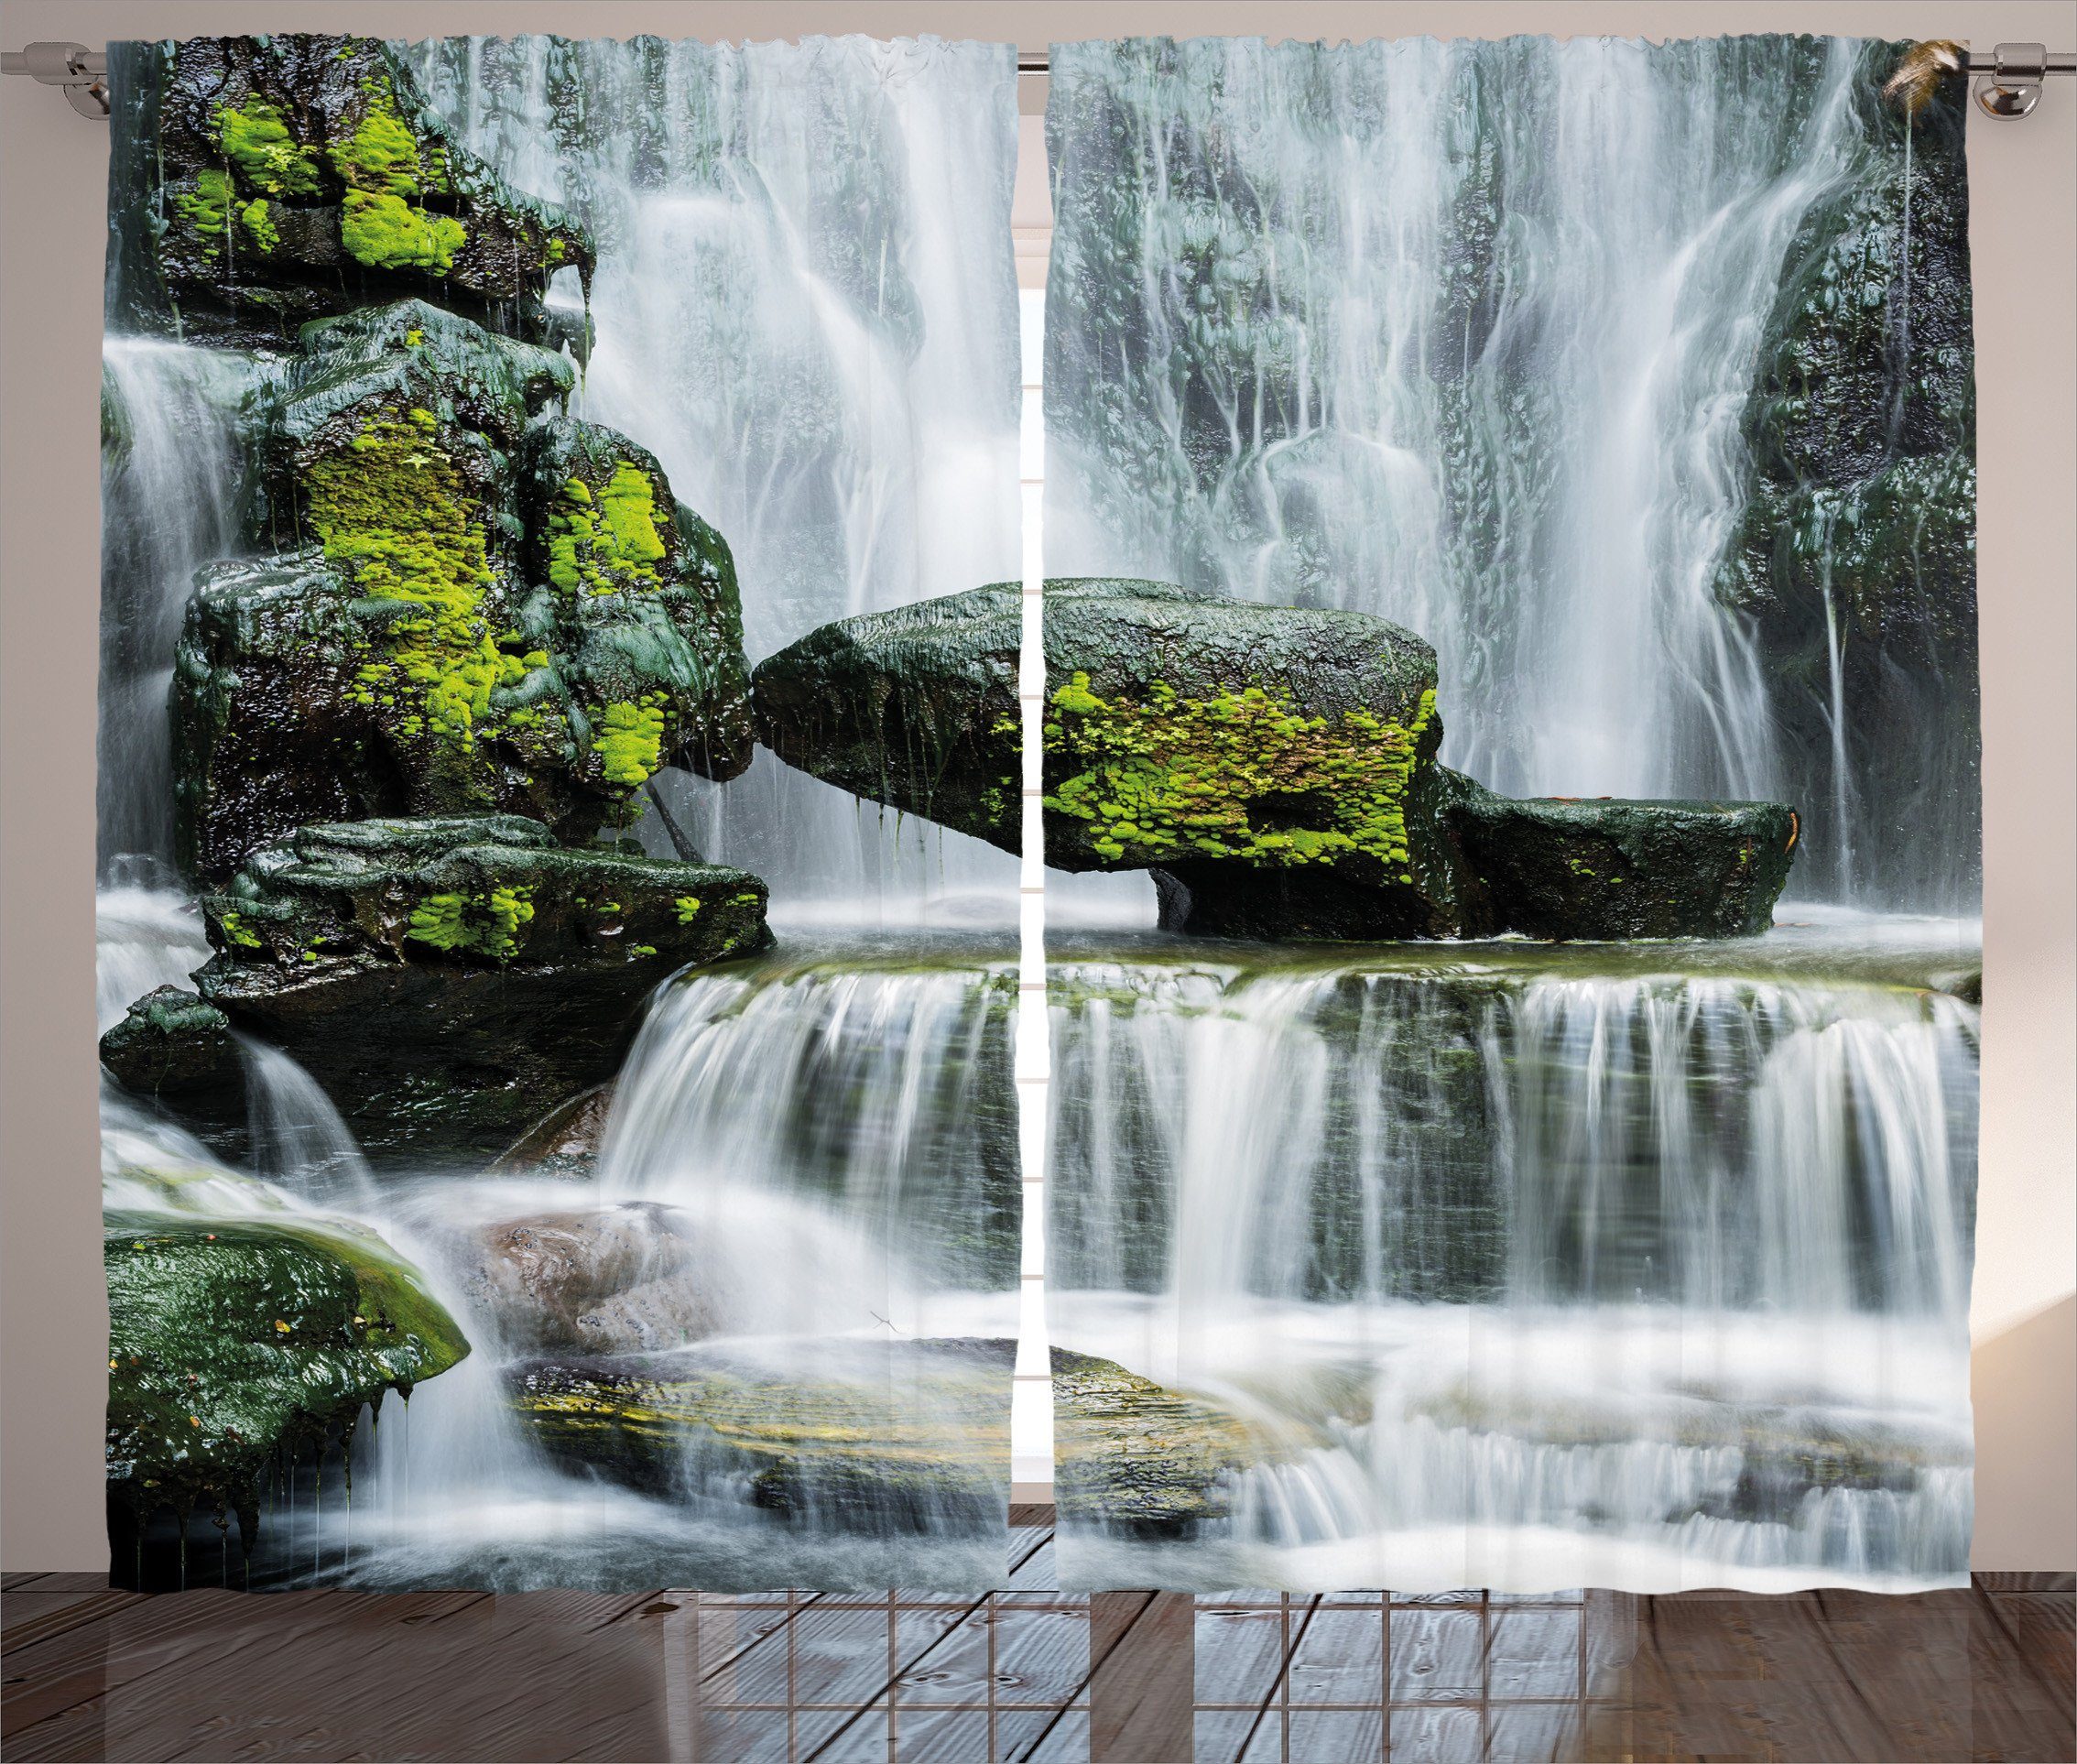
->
[4,1513,2071,1761]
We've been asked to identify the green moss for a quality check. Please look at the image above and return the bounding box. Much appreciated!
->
[328,83,467,273]
[175,168,232,257]
[547,460,668,597]
[593,696,668,789]
[406,884,535,962]
[674,895,702,923]
[306,409,521,757]
[1044,674,1437,872]
[238,198,279,254]
[216,909,263,950]
[104,1214,468,1522]
[213,101,321,198]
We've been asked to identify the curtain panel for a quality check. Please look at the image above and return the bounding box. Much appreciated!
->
[1039,35,1979,1595]
[98,31,1024,1594]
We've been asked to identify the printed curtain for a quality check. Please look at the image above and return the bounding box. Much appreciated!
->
[1040,36,1979,1595]
[99,33,1024,1594]
[98,27,1979,1606]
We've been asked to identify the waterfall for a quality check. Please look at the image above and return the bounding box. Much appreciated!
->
[597,947,1023,1318]
[398,35,1023,911]
[1048,937,1978,1590]
[1045,34,1864,816]
[95,883,210,1031]
[240,1040,377,1211]
[99,340,260,871]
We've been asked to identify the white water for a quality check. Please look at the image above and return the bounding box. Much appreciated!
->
[400,34,1024,913]
[1048,930,1979,1592]
[1045,35,1862,812]
[99,340,259,870]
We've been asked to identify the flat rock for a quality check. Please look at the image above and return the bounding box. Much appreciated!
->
[190,814,770,1159]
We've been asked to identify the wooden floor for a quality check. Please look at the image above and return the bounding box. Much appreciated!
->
[4,1515,2070,1761]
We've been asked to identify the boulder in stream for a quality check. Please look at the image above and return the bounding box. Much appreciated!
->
[105,1210,469,1530]
[173,302,756,881]
[767,577,1800,940]
[189,814,770,1159]
[98,985,243,1115]
[753,582,1024,850]
[510,1338,1014,1531]
[125,35,594,349]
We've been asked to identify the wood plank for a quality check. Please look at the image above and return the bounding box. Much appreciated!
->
[2,1589,147,1655]
[1090,1592,1193,1763]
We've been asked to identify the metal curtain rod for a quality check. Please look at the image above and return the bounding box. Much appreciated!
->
[6,38,2074,120]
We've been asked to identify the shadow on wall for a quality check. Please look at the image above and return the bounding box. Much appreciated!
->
[1973,1294,2077,1570]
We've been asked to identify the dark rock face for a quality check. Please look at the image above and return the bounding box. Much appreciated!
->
[510,1338,1014,1530]
[105,1211,468,1530]
[99,986,243,1111]
[1443,780,1800,941]
[172,302,754,881]
[187,815,770,1158]
[111,35,594,350]
[753,583,1024,849]
[1721,45,1975,906]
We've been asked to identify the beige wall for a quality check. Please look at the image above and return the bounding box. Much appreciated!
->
[4,0,2071,1572]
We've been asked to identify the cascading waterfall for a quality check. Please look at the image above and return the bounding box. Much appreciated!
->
[1045,34,1897,844]
[98,340,261,870]
[399,35,1023,910]
[1048,930,1979,1591]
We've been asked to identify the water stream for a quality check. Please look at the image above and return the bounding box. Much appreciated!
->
[1047,918,1979,1591]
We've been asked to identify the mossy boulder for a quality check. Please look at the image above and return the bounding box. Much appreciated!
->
[117,34,593,349]
[764,577,1799,940]
[190,815,770,1159]
[1050,1349,1289,1538]
[105,1211,468,1531]
[509,1338,1014,1531]
[172,303,754,880]
[753,583,1023,848]
[99,986,243,1111]
[1442,779,1800,941]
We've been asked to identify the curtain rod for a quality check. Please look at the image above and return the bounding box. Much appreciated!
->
[7,38,2073,121]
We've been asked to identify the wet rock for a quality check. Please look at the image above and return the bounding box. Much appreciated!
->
[99,986,243,1112]
[173,303,756,882]
[487,1086,615,1178]
[1050,1348,1291,1537]
[1442,779,1800,941]
[105,1210,468,1529]
[1721,44,1976,903]
[115,35,593,349]
[192,814,770,1159]
[451,1204,723,1355]
[753,582,1023,850]
[509,1338,1014,1530]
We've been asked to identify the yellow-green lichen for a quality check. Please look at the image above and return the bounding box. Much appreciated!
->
[238,198,279,254]
[406,885,535,962]
[214,101,321,198]
[1043,674,1437,874]
[176,168,232,256]
[328,83,466,273]
[307,408,524,758]
[217,909,262,950]
[593,696,668,789]
[673,896,702,923]
[547,461,668,597]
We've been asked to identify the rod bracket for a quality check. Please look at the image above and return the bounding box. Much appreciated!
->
[1973,42,2068,118]
[1,42,109,117]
